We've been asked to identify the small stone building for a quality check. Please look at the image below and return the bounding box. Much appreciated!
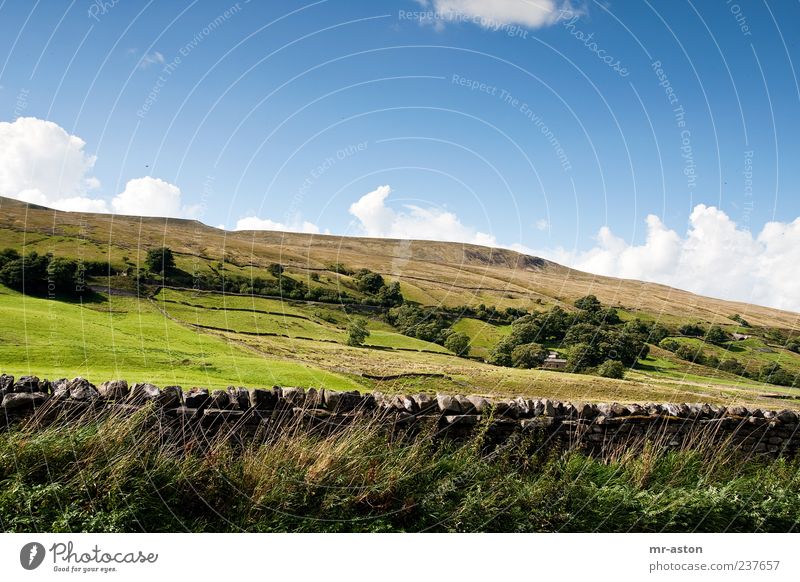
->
[541,351,568,370]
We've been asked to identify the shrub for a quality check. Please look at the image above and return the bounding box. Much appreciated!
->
[574,294,601,312]
[679,323,706,337]
[659,338,680,352]
[510,342,548,369]
[145,247,176,274]
[444,331,471,357]
[487,336,516,367]
[597,360,626,379]
[705,325,729,345]
[353,269,385,295]
[719,358,745,375]
[347,318,370,347]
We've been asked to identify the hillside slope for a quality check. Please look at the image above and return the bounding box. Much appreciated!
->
[2,195,797,329]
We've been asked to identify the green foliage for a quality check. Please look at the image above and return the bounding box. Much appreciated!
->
[574,294,601,312]
[389,304,450,344]
[705,325,730,345]
[510,342,548,369]
[353,269,385,295]
[679,323,706,337]
[268,263,284,277]
[597,360,626,379]
[719,358,745,375]
[730,314,750,327]
[443,331,471,357]
[759,363,797,387]
[145,247,176,274]
[659,338,681,352]
[487,336,516,367]
[327,263,353,275]
[568,342,601,371]
[375,281,404,307]
[2,413,799,533]
[347,317,370,347]
[675,344,702,362]
[0,251,86,296]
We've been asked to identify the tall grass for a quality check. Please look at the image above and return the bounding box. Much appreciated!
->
[0,407,798,532]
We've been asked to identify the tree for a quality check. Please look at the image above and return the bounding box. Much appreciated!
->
[488,336,516,367]
[705,325,729,345]
[347,317,370,347]
[606,330,649,366]
[268,263,284,277]
[597,360,625,379]
[511,342,548,369]
[675,344,703,363]
[719,358,745,375]
[563,322,601,346]
[444,331,471,357]
[574,294,601,312]
[730,314,750,327]
[375,281,404,307]
[567,342,601,372]
[678,323,705,337]
[145,247,176,274]
[46,257,81,294]
[0,248,20,269]
[353,269,385,295]
[659,338,680,352]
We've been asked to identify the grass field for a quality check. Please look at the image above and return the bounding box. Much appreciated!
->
[2,284,799,408]
[2,196,800,408]
[1,408,798,532]
[0,286,364,390]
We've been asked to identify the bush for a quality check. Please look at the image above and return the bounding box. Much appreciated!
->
[0,251,86,296]
[658,338,680,352]
[719,358,745,375]
[444,331,471,357]
[568,342,601,372]
[705,325,729,345]
[347,318,370,347]
[597,360,626,379]
[679,323,706,337]
[145,247,176,274]
[574,294,601,312]
[353,269,385,295]
[487,336,516,367]
[510,342,548,369]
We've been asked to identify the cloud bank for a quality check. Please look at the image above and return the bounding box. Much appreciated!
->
[418,0,572,29]
[348,184,497,246]
[345,184,800,312]
[234,215,322,234]
[552,205,800,313]
[0,117,194,218]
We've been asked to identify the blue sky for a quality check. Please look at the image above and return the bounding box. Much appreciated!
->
[1,1,799,310]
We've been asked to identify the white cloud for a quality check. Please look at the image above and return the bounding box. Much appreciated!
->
[0,116,102,207]
[235,216,321,234]
[348,184,497,245]
[0,117,197,219]
[112,176,197,218]
[546,205,800,312]
[535,218,550,231]
[418,0,572,30]
[138,51,165,69]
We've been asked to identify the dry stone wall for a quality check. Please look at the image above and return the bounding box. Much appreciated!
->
[1,374,798,457]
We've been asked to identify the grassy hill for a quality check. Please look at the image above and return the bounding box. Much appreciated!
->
[1,195,799,408]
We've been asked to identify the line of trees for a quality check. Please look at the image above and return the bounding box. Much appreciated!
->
[0,249,87,297]
[487,295,654,372]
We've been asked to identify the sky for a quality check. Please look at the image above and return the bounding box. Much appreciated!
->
[1,0,799,311]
